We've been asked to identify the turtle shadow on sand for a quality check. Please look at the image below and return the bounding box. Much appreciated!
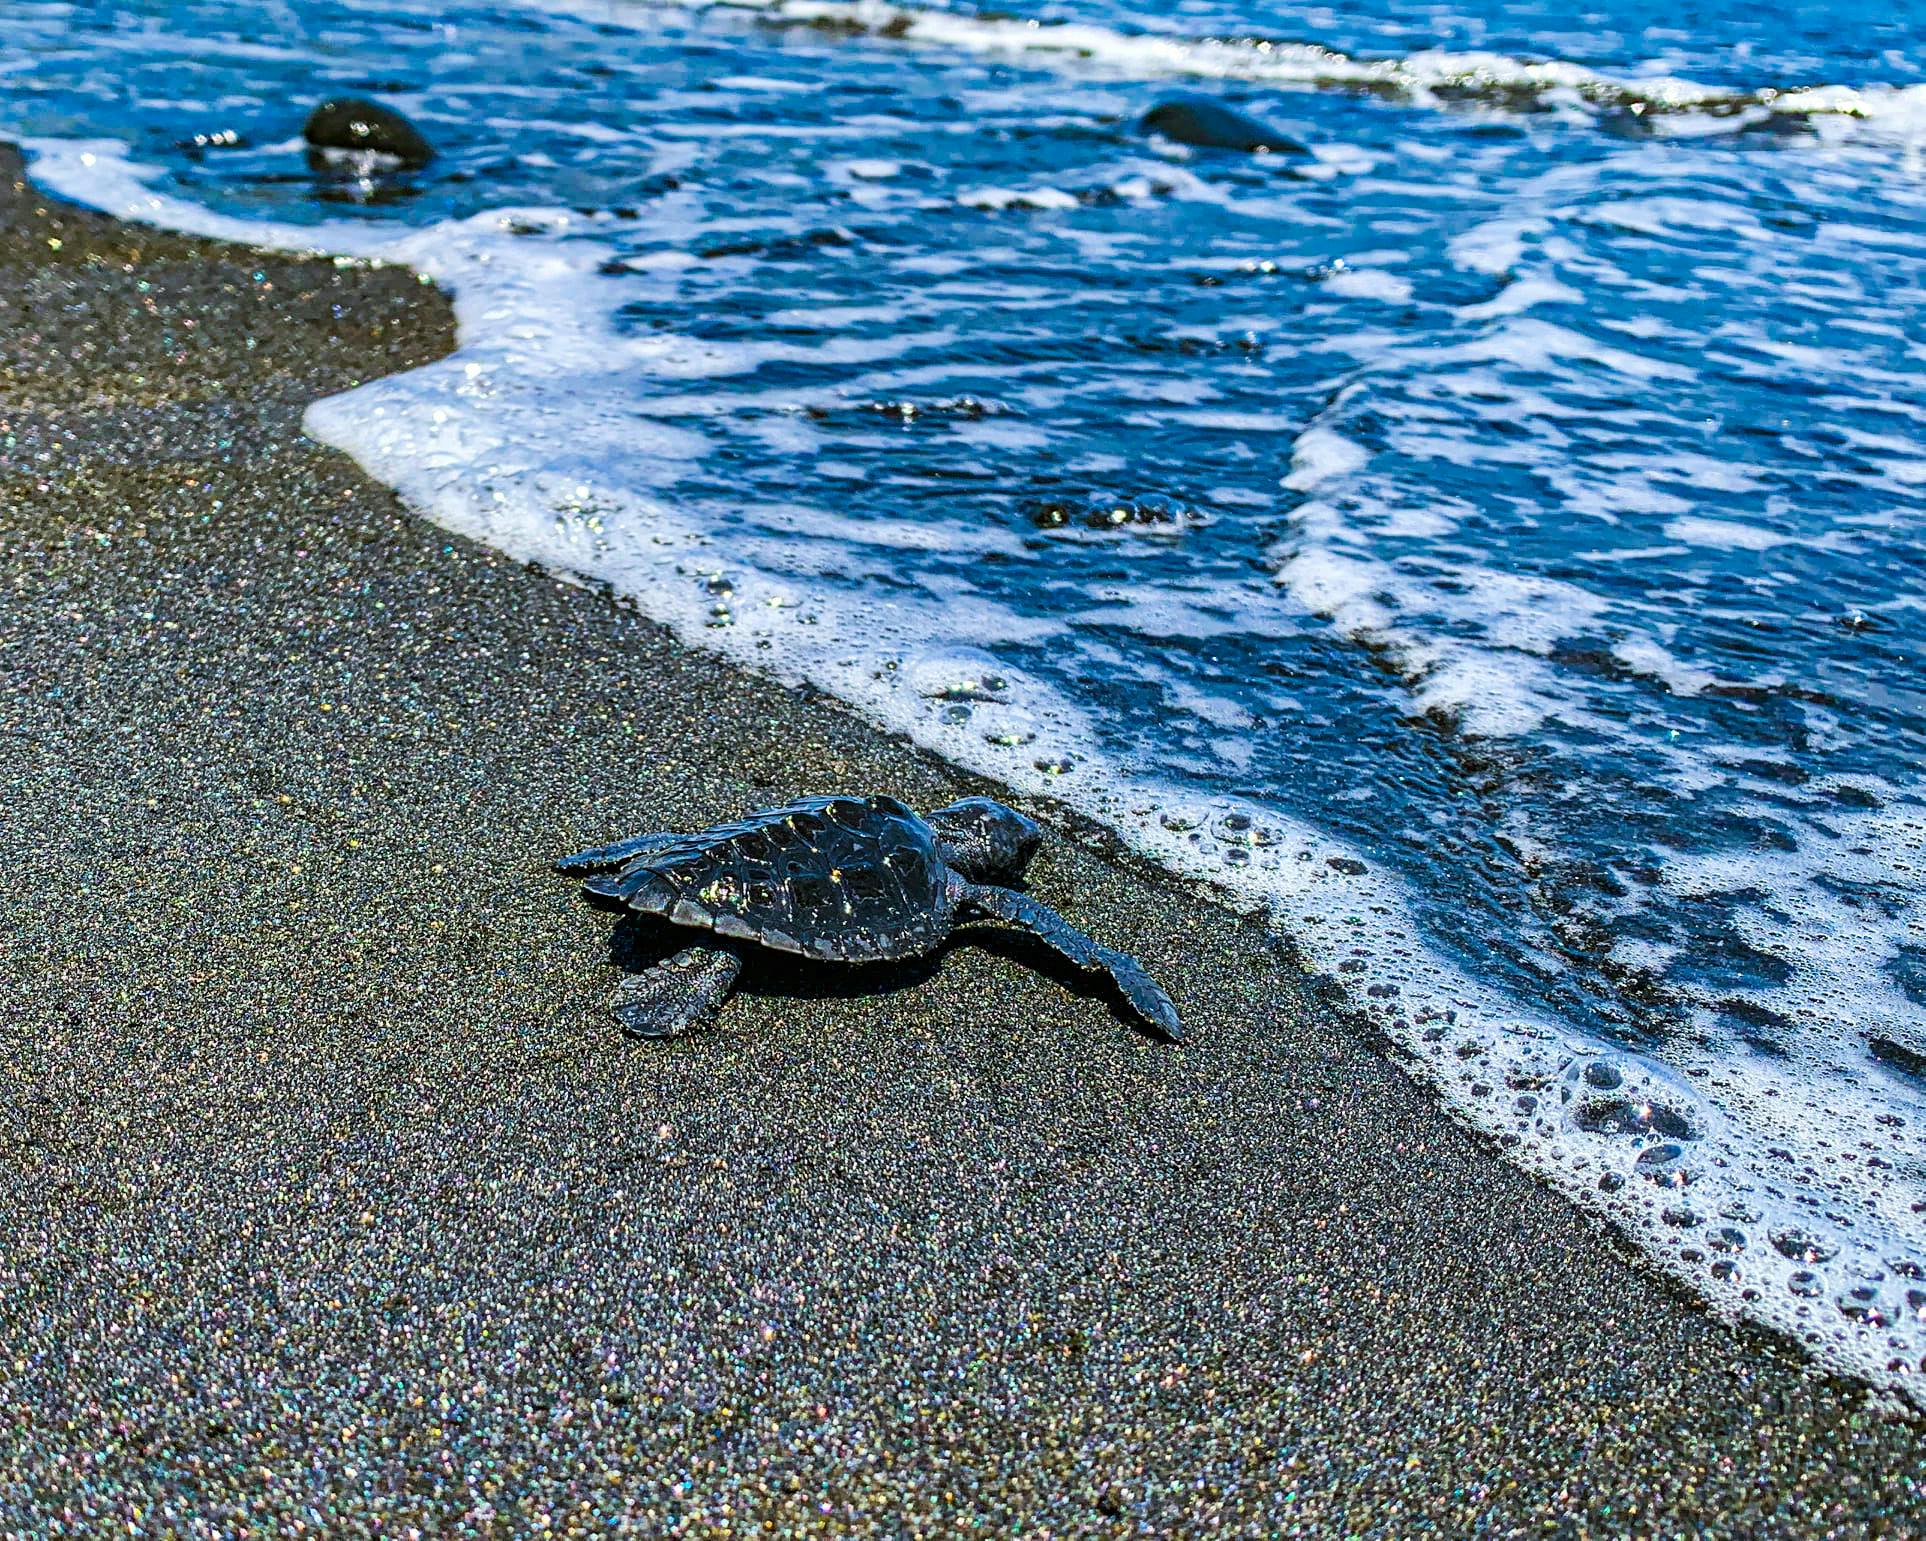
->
[603,909,945,1006]
[602,911,1164,1036]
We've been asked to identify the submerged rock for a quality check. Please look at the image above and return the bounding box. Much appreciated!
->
[303,97,435,172]
[1141,94,1307,155]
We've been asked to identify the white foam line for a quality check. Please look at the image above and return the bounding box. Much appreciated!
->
[26,136,1925,1404]
[522,0,1926,133]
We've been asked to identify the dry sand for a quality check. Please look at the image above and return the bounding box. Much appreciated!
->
[1,147,1922,1537]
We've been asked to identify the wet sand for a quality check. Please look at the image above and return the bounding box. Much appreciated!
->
[1,147,1921,1536]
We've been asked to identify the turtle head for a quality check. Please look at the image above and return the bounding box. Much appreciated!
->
[927,797,1041,883]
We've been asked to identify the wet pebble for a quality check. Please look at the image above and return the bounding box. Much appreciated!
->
[1141,93,1308,155]
[304,96,435,172]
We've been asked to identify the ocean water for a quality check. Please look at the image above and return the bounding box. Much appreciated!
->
[7,0,1926,1394]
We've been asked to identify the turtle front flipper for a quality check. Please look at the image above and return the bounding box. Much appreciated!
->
[610,946,742,1039]
[961,885,1182,1042]
[556,831,684,876]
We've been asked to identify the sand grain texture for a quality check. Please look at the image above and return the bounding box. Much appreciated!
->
[1,149,1922,1537]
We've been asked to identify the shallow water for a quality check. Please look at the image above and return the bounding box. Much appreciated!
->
[8,0,1926,1392]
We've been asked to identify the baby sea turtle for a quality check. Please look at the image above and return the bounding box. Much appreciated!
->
[557,795,1181,1042]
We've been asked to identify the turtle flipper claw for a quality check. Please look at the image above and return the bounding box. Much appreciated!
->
[1093,946,1183,1043]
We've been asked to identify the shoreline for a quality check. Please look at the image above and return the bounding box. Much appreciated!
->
[3,146,1923,1533]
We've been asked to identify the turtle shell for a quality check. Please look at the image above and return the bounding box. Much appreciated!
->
[587,795,955,961]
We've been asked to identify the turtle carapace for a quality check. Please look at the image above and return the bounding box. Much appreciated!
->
[556,795,1181,1043]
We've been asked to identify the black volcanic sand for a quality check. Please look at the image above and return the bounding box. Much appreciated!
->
[0,147,1921,1537]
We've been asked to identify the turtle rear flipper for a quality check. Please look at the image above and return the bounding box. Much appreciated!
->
[962,884,1182,1042]
[610,946,742,1039]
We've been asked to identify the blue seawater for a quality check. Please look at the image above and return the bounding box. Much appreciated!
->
[6,0,1926,1390]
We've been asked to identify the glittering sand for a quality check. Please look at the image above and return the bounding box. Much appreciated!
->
[1,147,1921,1536]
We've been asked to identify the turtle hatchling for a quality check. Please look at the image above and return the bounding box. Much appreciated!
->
[557,795,1181,1042]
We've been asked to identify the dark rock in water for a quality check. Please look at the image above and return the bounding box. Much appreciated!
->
[1141,94,1307,155]
[303,97,434,172]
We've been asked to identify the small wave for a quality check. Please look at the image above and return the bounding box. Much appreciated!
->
[536,0,1926,133]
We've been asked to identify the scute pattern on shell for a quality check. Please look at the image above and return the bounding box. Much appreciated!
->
[593,795,954,961]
